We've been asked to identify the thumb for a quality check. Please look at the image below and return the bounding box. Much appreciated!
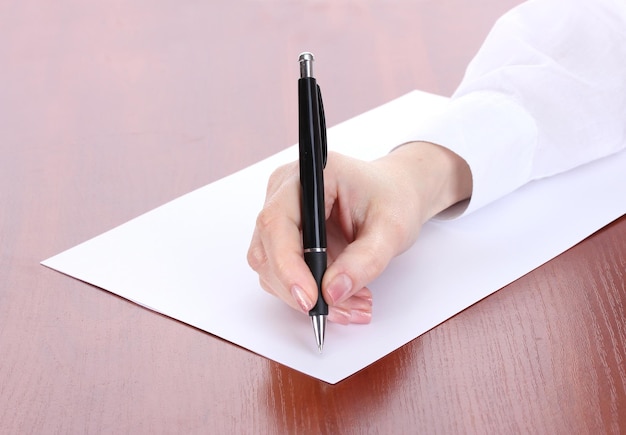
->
[322,223,402,305]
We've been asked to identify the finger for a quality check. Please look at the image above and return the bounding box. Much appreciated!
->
[352,286,373,302]
[254,180,320,313]
[253,235,318,316]
[257,276,303,312]
[328,287,373,324]
[247,227,267,272]
[322,217,401,305]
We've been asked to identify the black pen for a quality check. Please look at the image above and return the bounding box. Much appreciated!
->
[298,52,329,353]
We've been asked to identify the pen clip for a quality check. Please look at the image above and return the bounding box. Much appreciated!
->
[317,84,327,168]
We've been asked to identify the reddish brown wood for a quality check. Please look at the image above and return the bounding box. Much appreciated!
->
[2,0,625,433]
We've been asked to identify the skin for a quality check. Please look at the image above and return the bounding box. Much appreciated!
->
[247,141,473,324]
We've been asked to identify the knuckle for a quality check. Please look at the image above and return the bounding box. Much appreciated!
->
[247,243,266,270]
[267,162,298,190]
[255,207,279,233]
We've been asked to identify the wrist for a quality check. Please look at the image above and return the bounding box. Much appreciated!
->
[386,141,472,223]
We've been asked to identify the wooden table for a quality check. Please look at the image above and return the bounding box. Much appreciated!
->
[2,1,625,433]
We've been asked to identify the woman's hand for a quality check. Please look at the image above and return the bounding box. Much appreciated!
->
[247,141,472,324]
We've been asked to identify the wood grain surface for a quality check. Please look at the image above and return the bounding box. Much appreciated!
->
[1,0,625,433]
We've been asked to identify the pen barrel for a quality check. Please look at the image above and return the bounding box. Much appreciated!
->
[305,251,329,316]
[298,76,327,250]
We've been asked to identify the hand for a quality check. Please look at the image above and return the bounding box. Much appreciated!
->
[247,141,472,324]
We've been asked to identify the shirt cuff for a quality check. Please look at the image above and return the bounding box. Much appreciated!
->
[410,91,538,217]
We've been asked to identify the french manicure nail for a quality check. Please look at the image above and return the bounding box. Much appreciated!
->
[328,307,351,325]
[327,273,353,304]
[291,285,311,312]
[349,309,372,324]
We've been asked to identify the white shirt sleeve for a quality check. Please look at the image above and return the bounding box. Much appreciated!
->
[411,0,626,216]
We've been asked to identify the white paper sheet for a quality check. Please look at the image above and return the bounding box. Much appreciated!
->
[42,91,626,384]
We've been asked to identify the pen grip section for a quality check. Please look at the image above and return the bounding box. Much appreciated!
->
[305,251,329,316]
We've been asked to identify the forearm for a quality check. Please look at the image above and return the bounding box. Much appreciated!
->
[410,0,626,215]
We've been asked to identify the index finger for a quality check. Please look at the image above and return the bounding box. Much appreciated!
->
[251,169,319,312]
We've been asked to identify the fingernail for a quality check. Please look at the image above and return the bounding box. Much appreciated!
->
[344,296,372,311]
[328,307,351,325]
[349,309,372,324]
[355,293,373,305]
[291,285,311,312]
[327,273,353,304]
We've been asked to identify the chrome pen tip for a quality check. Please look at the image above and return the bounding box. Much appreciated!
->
[311,314,326,353]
